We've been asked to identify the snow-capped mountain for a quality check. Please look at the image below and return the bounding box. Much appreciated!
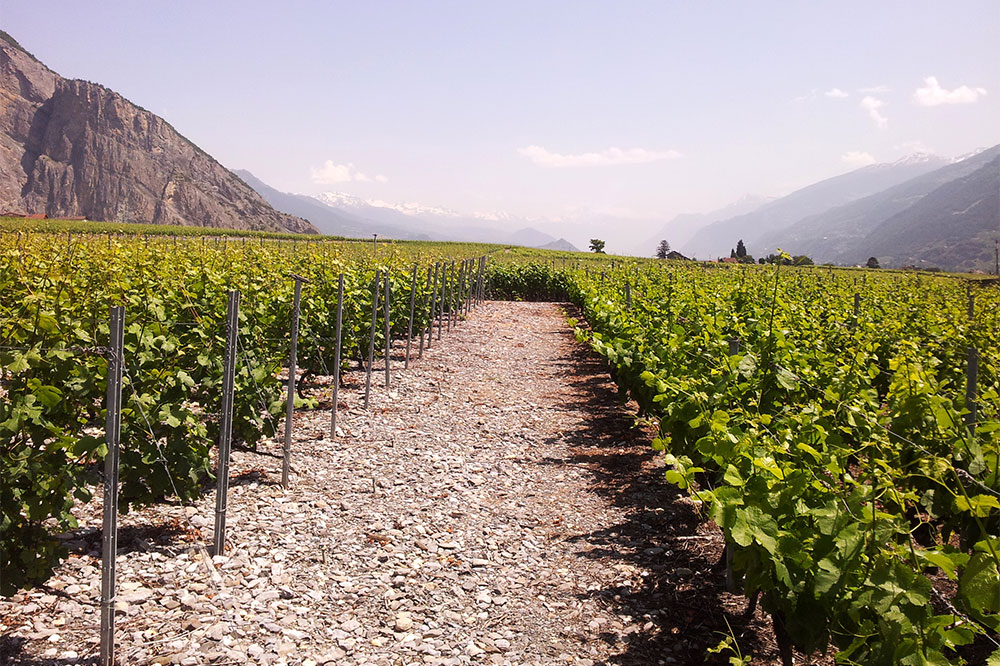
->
[238,175,576,249]
[952,147,989,164]
[314,192,465,220]
[313,192,524,226]
[887,152,947,167]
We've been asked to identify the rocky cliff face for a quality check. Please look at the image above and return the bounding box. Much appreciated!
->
[0,32,316,233]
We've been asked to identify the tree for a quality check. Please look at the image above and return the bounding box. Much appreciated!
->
[656,239,671,259]
[736,239,747,258]
[730,248,737,259]
[758,257,766,264]
[589,239,606,254]
[866,256,880,269]
[792,255,814,266]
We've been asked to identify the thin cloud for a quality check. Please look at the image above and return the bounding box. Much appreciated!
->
[860,96,888,128]
[518,145,682,167]
[894,140,932,154]
[913,76,987,106]
[858,85,891,94]
[310,160,387,184]
[841,151,876,167]
[825,88,849,98]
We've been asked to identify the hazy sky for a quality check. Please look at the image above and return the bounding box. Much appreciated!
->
[5,1,999,227]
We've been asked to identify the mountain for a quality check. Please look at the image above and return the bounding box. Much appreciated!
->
[634,194,773,258]
[509,227,558,247]
[233,170,429,239]
[312,191,462,237]
[309,190,562,248]
[538,238,580,252]
[756,146,1000,264]
[681,155,949,259]
[0,31,314,233]
[857,155,999,272]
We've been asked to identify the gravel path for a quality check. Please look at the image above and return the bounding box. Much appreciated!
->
[2,301,778,666]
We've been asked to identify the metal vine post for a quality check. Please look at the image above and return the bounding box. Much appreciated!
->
[99,305,125,666]
[213,290,240,555]
[282,275,308,488]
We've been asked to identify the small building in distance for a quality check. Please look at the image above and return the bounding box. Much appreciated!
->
[665,250,689,261]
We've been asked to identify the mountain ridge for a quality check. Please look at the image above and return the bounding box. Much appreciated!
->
[233,170,428,239]
[0,32,315,234]
[858,155,999,271]
[755,145,1000,266]
[239,173,569,249]
[681,156,950,259]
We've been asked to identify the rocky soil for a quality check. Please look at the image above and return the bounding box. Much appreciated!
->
[1,301,796,666]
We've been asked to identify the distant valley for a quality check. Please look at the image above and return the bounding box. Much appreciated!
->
[236,170,580,251]
[1,24,995,271]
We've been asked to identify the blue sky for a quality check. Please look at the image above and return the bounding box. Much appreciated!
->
[5,1,998,242]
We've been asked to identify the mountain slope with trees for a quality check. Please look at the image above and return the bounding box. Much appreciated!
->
[756,145,1000,267]
[681,156,949,259]
[858,154,999,271]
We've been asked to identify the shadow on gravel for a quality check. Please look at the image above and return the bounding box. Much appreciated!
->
[547,314,787,666]
[58,520,196,558]
[229,468,282,488]
[0,636,95,666]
